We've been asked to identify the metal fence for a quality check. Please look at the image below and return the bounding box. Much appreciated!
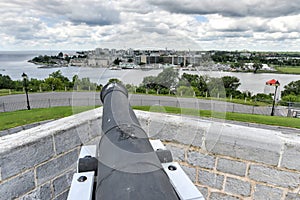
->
[0,96,291,117]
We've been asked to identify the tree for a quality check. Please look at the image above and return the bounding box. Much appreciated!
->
[179,73,208,96]
[253,62,263,73]
[221,76,241,97]
[113,58,122,65]
[176,86,194,96]
[44,77,63,91]
[207,77,226,98]
[49,70,70,88]
[49,70,68,80]
[155,67,179,89]
[0,74,15,89]
[282,80,300,97]
[108,78,122,84]
[142,68,179,90]
[58,52,64,58]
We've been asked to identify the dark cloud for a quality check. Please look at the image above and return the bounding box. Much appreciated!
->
[148,0,300,18]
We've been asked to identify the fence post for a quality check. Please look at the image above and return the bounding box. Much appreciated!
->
[252,106,255,114]
[3,103,5,112]
[69,98,71,106]
[232,104,235,113]
[48,99,51,108]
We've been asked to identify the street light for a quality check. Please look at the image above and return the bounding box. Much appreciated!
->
[22,72,31,110]
[268,80,280,116]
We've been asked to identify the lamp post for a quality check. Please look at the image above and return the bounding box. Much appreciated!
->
[22,72,31,110]
[270,80,280,116]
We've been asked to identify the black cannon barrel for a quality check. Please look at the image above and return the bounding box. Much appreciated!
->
[96,83,179,200]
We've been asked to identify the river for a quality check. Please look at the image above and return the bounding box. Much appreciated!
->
[0,51,300,94]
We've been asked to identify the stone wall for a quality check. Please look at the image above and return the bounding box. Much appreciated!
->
[0,108,103,200]
[0,108,300,200]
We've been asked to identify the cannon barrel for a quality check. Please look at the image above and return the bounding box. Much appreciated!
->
[96,83,179,200]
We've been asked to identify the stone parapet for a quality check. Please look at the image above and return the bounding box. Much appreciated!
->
[0,108,299,199]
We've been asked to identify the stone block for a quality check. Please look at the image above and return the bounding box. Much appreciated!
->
[253,184,283,200]
[36,148,79,185]
[165,144,185,161]
[53,169,75,196]
[89,119,102,138]
[141,112,206,146]
[225,177,251,197]
[20,183,52,200]
[204,123,282,166]
[0,135,54,180]
[249,164,300,189]
[0,129,9,137]
[171,120,204,146]
[53,190,69,200]
[8,126,23,134]
[54,128,82,155]
[198,169,224,190]
[210,192,240,200]
[285,192,300,200]
[197,186,208,199]
[216,158,247,177]
[0,170,35,199]
[187,151,215,169]
[76,122,92,144]
[181,165,197,182]
[281,142,300,171]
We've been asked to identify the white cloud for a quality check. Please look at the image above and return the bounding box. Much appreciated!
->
[0,0,299,51]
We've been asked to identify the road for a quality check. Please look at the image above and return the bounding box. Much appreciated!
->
[0,92,287,116]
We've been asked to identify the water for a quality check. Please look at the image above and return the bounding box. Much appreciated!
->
[1,51,300,94]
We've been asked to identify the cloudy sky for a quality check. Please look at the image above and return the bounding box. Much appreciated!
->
[0,0,299,51]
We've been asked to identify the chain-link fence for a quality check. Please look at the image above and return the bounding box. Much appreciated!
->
[0,95,291,117]
[0,98,103,112]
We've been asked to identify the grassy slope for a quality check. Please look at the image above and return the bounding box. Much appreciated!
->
[0,106,97,131]
[275,66,300,74]
[0,105,299,131]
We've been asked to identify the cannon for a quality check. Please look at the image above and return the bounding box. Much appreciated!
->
[67,83,204,200]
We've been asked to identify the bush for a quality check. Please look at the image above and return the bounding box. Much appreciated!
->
[252,93,273,102]
[159,88,170,95]
[282,94,299,102]
[147,89,157,94]
[176,86,195,96]
[136,86,146,93]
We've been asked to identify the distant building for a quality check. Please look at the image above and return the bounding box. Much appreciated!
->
[88,58,109,67]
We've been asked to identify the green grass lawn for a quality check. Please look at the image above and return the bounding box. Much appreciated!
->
[275,66,300,74]
[0,106,98,131]
[1,105,299,132]
[132,106,300,129]
[0,89,23,96]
